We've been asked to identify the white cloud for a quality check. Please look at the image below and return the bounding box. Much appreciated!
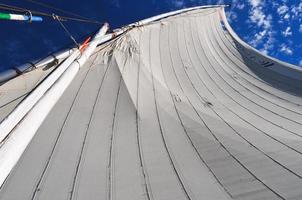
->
[249,7,272,29]
[280,44,293,55]
[248,1,272,29]
[250,30,267,46]
[247,0,275,55]
[226,10,238,22]
[299,60,302,66]
[291,3,302,17]
[225,0,242,23]
[248,29,275,55]
[282,27,292,37]
[216,0,225,4]
[236,3,245,10]
[262,31,275,52]
[299,24,302,33]
[272,2,280,8]
[276,4,291,22]
[283,13,290,20]
[260,49,268,55]
[249,0,261,7]
[277,5,289,15]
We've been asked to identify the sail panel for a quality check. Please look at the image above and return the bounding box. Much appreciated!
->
[1,7,302,200]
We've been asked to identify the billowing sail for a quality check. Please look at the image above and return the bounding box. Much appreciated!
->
[1,6,302,200]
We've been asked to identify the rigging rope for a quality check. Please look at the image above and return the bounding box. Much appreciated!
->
[52,14,80,48]
[0,3,103,25]
[0,2,107,52]
[25,0,102,24]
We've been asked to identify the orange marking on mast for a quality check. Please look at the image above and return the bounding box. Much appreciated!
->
[80,36,91,53]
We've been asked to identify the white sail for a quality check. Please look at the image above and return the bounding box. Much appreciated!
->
[0,6,302,200]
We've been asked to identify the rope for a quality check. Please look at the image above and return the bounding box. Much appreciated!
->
[0,3,103,25]
[0,4,26,13]
[0,3,106,50]
[25,0,102,24]
[52,14,80,48]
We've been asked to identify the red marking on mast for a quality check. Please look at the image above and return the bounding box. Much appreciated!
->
[80,37,91,53]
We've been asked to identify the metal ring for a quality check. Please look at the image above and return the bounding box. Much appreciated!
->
[25,10,33,23]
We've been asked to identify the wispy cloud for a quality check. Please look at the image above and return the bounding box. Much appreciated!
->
[249,5,272,29]
[250,30,267,46]
[249,0,261,7]
[280,43,293,55]
[282,27,292,37]
[277,4,291,23]
[216,0,225,5]
[277,5,289,15]
[236,3,245,10]
[246,0,275,54]
[291,3,302,18]
[283,13,290,20]
[226,10,238,23]
[260,31,275,54]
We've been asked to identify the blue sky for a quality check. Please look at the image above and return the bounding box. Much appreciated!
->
[0,0,301,72]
